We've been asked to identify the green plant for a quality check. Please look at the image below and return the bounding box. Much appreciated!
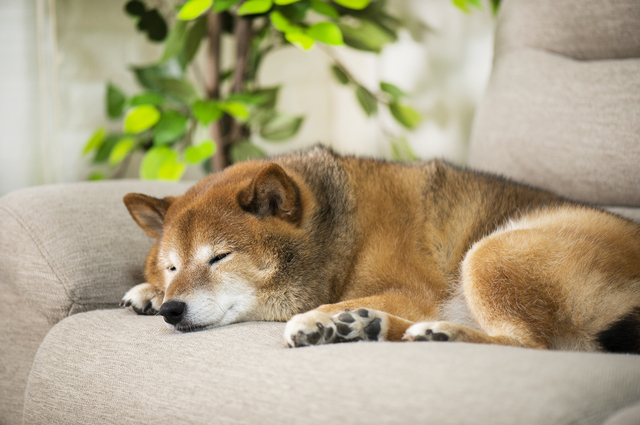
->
[83,0,495,181]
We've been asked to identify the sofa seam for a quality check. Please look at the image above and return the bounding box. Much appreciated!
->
[0,203,76,317]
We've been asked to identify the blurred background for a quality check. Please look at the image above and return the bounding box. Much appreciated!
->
[0,0,495,196]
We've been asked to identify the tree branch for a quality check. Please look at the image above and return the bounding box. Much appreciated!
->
[206,11,225,172]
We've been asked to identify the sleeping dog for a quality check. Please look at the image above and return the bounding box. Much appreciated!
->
[121,146,640,353]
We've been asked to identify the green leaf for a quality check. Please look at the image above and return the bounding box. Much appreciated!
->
[125,0,146,16]
[154,78,200,104]
[338,20,396,53]
[277,1,309,21]
[390,137,418,161]
[259,113,304,141]
[274,0,300,4]
[132,60,183,92]
[220,101,249,120]
[178,0,213,20]
[140,146,186,180]
[355,85,377,117]
[452,0,481,13]
[87,172,105,181]
[192,100,224,125]
[138,9,168,42]
[491,0,501,15]
[128,92,165,106]
[213,0,241,12]
[380,81,406,100]
[330,65,349,85]
[106,83,126,119]
[153,110,188,145]
[108,136,137,166]
[270,10,297,33]
[285,31,315,50]
[229,140,266,164]
[238,0,273,15]
[249,108,277,126]
[334,0,370,10]
[83,127,106,156]
[124,105,161,134]
[185,140,217,164]
[389,102,421,129]
[251,86,280,109]
[94,135,121,164]
[179,16,208,68]
[307,22,343,45]
[161,20,188,62]
[310,0,339,18]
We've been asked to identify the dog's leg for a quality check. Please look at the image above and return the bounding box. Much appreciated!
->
[121,283,165,315]
[406,226,563,350]
[402,321,546,348]
[284,296,416,347]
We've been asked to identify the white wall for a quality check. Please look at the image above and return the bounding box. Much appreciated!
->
[0,0,41,194]
[0,0,495,196]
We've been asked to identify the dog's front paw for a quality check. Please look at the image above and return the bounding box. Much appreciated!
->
[332,308,387,342]
[402,321,459,342]
[285,310,337,347]
[120,283,164,315]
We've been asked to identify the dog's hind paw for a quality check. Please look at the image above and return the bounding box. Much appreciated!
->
[120,283,164,315]
[402,321,459,342]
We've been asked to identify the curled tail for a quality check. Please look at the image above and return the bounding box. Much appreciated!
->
[597,307,640,354]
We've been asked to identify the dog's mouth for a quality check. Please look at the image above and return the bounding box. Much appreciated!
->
[174,323,214,333]
[172,303,238,333]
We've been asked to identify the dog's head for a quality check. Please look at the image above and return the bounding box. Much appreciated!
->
[124,162,322,331]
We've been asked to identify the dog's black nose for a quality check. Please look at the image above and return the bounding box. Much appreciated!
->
[159,300,186,325]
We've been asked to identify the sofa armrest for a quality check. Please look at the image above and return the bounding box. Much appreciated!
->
[0,180,192,425]
[0,180,192,326]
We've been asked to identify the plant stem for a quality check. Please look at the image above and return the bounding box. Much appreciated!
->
[224,16,252,162]
[206,11,225,172]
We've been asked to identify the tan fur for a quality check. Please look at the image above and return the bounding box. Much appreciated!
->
[122,146,640,352]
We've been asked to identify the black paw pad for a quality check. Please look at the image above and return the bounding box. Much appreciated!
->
[364,318,382,341]
[142,301,153,314]
[424,329,449,341]
[324,325,334,340]
[338,312,355,323]
[357,309,370,318]
[336,323,352,337]
[306,331,321,345]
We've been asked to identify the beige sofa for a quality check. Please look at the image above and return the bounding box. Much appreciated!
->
[2,0,640,423]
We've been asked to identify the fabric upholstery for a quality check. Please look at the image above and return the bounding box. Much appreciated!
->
[0,180,191,425]
[494,0,640,60]
[23,310,640,425]
[603,402,640,425]
[469,0,640,207]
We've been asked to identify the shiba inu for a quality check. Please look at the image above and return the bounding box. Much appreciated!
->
[121,146,640,353]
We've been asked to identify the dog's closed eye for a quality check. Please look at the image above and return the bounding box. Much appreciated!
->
[209,253,230,266]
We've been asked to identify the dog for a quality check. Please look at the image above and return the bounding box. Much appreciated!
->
[121,146,640,353]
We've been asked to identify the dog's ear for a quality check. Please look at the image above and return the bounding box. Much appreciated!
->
[237,163,302,224]
[123,193,175,239]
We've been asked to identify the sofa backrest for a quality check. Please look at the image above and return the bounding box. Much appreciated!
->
[468,0,640,208]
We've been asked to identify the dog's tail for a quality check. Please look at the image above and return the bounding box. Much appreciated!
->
[596,307,640,354]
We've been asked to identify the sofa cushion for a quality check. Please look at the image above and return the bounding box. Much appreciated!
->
[494,0,640,61]
[24,309,640,425]
[469,0,640,207]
